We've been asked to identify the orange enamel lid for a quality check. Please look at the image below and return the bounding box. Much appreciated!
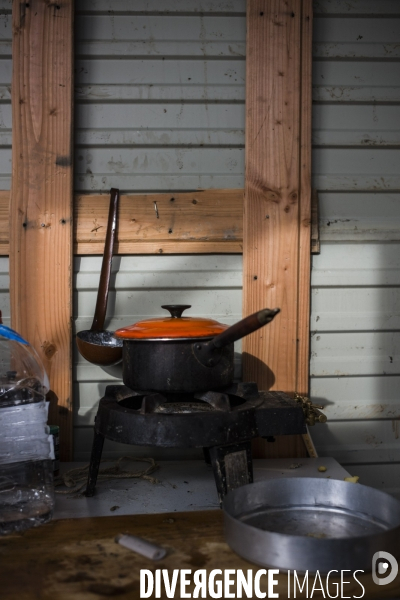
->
[114,305,229,340]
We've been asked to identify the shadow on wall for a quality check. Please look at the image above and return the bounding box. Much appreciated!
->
[241,352,276,390]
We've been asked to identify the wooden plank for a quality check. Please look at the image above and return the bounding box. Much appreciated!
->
[243,1,312,459]
[2,186,398,256]
[75,190,243,254]
[297,0,313,397]
[10,0,74,460]
[0,190,243,255]
[0,511,395,599]
[243,0,302,392]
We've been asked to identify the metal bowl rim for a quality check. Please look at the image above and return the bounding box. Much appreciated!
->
[223,477,400,541]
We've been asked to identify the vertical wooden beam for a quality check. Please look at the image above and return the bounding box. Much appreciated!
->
[10,1,74,460]
[243,0,312,457]
[297,4,313,398]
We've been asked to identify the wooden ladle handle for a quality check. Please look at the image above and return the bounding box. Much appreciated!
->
[90,188,120,331]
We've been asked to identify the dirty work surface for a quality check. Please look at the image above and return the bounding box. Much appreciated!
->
[53,458,351,520]
[0,511,398,600]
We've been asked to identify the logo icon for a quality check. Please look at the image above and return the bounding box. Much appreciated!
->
[372,551,398,586]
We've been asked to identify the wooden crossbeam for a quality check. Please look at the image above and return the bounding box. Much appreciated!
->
[1,189,320,256]
[75,189,243,255]
[10,0,74,460]
[0,190,243,255]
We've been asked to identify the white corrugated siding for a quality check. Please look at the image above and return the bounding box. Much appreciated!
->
[0,0,399,493]
[310,0,400,499]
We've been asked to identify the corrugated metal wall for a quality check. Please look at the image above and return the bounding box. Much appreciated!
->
[310,0,400,499]
[0,0,399,495]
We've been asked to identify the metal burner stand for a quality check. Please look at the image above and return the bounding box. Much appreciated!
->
[85,383,306,504]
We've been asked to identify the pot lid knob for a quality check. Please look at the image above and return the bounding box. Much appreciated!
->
[161,305,191,318]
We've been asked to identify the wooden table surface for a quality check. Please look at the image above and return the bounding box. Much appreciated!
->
[0,511,398,599]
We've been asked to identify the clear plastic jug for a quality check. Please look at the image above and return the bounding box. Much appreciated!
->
[0,324,54,535]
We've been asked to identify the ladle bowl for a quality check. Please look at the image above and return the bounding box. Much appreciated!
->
[76,188,123,367]
[76,330,122,367]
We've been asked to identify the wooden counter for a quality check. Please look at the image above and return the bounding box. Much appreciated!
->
[0,511,398,599]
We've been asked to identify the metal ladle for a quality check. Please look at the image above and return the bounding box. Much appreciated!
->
[76,188,123,366]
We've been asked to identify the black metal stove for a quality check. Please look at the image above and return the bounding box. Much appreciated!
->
[85,382,306,504]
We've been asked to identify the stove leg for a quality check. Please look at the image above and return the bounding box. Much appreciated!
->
[207,441,253,506]
[85,430,105,497]
[203,447,211,465]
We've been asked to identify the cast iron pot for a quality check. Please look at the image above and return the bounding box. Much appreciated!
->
[114,305,280,393]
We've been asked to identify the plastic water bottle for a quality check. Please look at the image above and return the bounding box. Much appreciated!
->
[0,324,54,535]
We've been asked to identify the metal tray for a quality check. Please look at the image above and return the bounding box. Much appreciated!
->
[223,478,400,573]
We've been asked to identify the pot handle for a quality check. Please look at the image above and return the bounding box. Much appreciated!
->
[192,308,280,368]
[211,307,280,350]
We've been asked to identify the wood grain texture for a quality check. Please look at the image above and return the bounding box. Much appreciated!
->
[0,511,396,600]
[242,0,312,458]
[296,0,313,396]
[243,0,302,391]
[10,0,74,459]
[1,190,243,254]
[75,189,243,255]
[0,188,319,256]
[0,190,243,255]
